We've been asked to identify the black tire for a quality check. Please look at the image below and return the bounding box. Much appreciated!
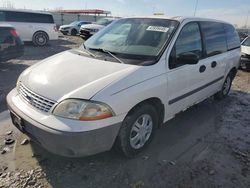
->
[115,103,158,158]
[71,29,77,36]
[32,31,48,46]
[214,72,233,100]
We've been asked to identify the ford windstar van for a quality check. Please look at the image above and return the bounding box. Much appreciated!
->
[7,17,241,157]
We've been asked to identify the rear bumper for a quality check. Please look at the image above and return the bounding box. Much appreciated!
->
[0,45,24,61]
[7,89,122,157]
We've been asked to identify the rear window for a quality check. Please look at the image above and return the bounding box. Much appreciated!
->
[224,24,240,50]
[200,22,227,57]
[0,27,13,44]
[242,37,250,47]
[0,11,5,21]
[0,11,54,23]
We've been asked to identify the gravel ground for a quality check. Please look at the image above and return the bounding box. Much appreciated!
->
[0,35,250,188]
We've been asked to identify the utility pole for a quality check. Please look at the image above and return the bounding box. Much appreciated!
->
[194,0,198,16]
[245,10,250,29]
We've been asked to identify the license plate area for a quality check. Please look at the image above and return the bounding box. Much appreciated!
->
[10,111,25,133]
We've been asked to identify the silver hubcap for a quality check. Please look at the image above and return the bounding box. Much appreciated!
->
[36,33,46,45]
[38,37,45,43]
[223,76,231,95]
[130,114,153,149]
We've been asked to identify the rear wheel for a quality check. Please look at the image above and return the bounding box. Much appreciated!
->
[32,31,48,46]
[214,73,232,100]
[115,104,158,157]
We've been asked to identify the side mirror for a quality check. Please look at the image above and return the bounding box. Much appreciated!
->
[178,52,199,65]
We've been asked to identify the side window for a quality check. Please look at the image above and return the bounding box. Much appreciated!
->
[200,22,227,57]
[0,11,5,21]
[0,28,14,44]
[169,22,202,69]
[5,11,54,23]
[224,24,240,50]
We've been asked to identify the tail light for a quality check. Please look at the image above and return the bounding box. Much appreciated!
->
[10,29,18,38]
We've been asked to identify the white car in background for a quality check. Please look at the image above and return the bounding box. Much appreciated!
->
[0,9,58,46]
[79,17,118,39]
[241,36,250,70]
[59,21,91,36]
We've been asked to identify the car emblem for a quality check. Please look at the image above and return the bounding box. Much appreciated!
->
[26,94,33,103]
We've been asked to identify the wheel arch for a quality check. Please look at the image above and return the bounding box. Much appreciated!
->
[229,67,237,79]
[125,97,165,128]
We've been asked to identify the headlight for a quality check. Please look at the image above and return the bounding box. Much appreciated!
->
[62,27,70,30]
[53,99,114,121]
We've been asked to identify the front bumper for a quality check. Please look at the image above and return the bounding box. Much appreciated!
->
[7,89,122,157]
[59,29,69,35]
[79,29,92,39]
[240,56,250,70]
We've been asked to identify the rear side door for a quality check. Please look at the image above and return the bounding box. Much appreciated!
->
[4,11,32,41]
[199,21,228,93]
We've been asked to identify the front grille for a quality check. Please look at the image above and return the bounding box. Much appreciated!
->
[80,29,90,35]
[18,83,56,112]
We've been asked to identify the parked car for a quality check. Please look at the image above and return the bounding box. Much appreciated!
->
[0,24,24,62]
[59,21,91,36]
[79,17,118,39]
[0,9,58,46]
[238,32,248,42]
[7,17,240,158]
[241,36,250,70]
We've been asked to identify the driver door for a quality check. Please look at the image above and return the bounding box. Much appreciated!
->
[166,22,210,118]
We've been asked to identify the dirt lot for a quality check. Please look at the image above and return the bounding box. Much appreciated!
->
[0,35,250,188]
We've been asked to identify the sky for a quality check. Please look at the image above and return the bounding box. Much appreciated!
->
[1,0,250,27]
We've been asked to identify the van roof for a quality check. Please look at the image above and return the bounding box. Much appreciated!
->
[0,8,52,15]
[124,16,231,25]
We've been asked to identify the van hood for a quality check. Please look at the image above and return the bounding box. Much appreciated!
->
[20,50,138,102]
[80,24,104,30]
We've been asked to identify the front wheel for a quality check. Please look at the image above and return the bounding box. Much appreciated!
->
[214,73,232,100]
[115,104,158,157]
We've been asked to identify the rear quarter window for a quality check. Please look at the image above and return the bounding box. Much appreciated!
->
[224,24,240,50]
[200,21,227,57]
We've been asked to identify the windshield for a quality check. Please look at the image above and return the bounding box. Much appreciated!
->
[84,18,179,65]
[96,18,113,26]
[242,37,250,46]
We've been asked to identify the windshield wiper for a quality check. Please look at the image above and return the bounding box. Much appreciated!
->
[89,48,124,64]
[82,44,97,58]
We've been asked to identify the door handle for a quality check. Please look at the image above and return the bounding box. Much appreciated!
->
[199,65,206,73]
[211,61,217,68]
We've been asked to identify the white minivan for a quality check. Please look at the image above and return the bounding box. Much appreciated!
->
[7,17,241,157]
[0,9,58,46]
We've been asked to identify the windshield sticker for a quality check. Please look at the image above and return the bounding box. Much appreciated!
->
[146,26,169,32]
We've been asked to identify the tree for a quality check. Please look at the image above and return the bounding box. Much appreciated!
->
[1,0,15,8]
